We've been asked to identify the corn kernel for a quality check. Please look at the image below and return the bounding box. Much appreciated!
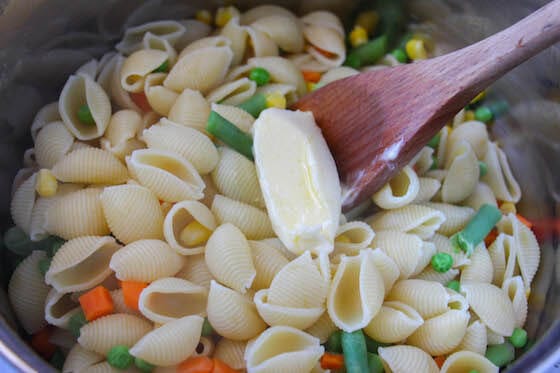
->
[356,11,379,34]
[405,39,428,60]
[464,110,476,121]
[195,10,212,25]
[306,81,317,92]
[265,92,286,109]
[215,6,237,27]
[335,234,352,244]
[500,202,517,215]
[349,25,368,48]
[470,90,487,104]
[180,220,212,247]
[35,169,58,197]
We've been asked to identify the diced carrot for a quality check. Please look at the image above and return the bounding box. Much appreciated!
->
[313,46,337,59]
[121,281,148,311]
[177,356,214,373]
[130,92,152,112]
[516,214,533,229]
[320,352,345,370]
[434,355,446,368]
[212,358,239,373]
[78,286,114,321]
[30,327,56,360]
[301,70,322,83]
[484,228,498,247]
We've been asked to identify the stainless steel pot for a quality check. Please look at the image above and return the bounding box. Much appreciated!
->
[0,0,558,371]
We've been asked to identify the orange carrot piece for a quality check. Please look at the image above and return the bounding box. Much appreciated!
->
[177,356,214,373]
[484,228,498,247]
[212,358,239,373]
[516,214,533,229]
[130,92,152,112]
[313,46,337,58]
[434,355,446,368]
[30,327,56,359]
[302,70,322,83]
[320,352,345,370]
[78,286,114,321]
[121,281,148,311]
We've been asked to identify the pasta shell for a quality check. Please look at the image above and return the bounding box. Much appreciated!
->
[46,236,121,293]
[248,57,306,96]
[206,77,257,106]
[143,73,179,116]
[175,19,212,51]
[373,166,420,209]
[413,177,441,204]
[211,103,254,134]
[8,251,50,334]
[211,195,274,240]
[303,25,345,68]
[301,11,344,37]
[59,74,111,140]
[328,249,385,332]
[369,248,400,293]
[441,351,498,373]
[179,36,232,59]
[221,17,247,66]
[143,118,218,175]
[62,344,104,373]
[126,148,205,202]
[446,121,489,161]
[333,221,375,254]
[31,101,62,141]
[367,204,445,240]
[431,233,470,268]
[454,320,488,355]
[130,315,203,367]
[10,172,37,234]
[502,276,528,328]
[207,280,266,341]
[304,311,337,344]
[254,289,324,329]
[317,66,358,86]
[205,223,256,293]
[481,142,521,203]
[120,49,168,93]
[371,230,427,279]
[256,83,298,105]
[138,277,208,323]
[424,202,475,236]
[52,148,128,185]
[441,140,479,203]
[251,15,304,53]
[407,309,470,355]
[167,88,211,133]
[44,289,81,328]
[192,336,214,357]
[30,197,55,242]
[486,327,505,345]
[45,188,110,239]
[164,46,233,94]
[241,5,296,24]
[100,184,164,244]
[244,326,324,373]
[415,267,460,285]
[175,254,213,289]
[378,345,439,373]
[460,244,494,284]
[116,20,186,55]
[268,251,329,309]
[245,26,279,58]
[214,339,246,371]
[387,279,450,319]
[488,233,517,286]
[463,182,498,210]
[107,54,141,111]
[142,32,178,65]
[78,314,152,356]
[437,126,450,168]
[110,239,184,282]
[364,301,424,343]
[164,200,216,255]
[409,147,435,176]
[35,121,74,169]
[249,240,289,291]
[101,110,144,161]
[462,282,515,336]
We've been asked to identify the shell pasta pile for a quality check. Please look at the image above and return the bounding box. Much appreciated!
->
[6,4,540,373]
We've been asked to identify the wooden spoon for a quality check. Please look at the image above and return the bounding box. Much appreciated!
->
[292,0,560,211]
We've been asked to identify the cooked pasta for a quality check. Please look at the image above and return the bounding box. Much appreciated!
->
[364,301,424,344]
[372,166,420,209]
[371,230,429,279]
[249,240,289,291]
[378,345,439,373]
[387,279,450,319]
[34,121,75,169]
[62,344,104,373]
[368,204,445,239]
[174,253,213,289]
[454,320,488,355]
[213,339,246,371]
[167,88,211,133]
[460,244,494,284]
[211,195,274,240]
[10,172,37,235]
[44,289,81,328]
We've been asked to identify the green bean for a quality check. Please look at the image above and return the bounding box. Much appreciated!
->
[364,334,390,353]
[152,60,169,73]
[375,0,406,46]
[206,111,253,161]
[345,35,387,68]
[237,93,267,118]
[367,352,384,373]
[50,349,65,370]
[485,342,515,367]
[68,310,88,338]
[326,330,343,353]
[451,204,502,256]
[427,133,441,149]
[201,318,214,337]
[341,330,369,373]
[135,357,155,373]
[479,161,488,177]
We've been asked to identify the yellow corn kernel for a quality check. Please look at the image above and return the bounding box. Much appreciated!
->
[306,81,317,92]
[265,92,287,109]
[464,110,476,121]
[335,234,352,244]
[349,25,368,48]
[356,11,379,34]
[35,169,58,197]
[195,10,212,25]
[215,6,236,27]
[412,33,435,52]
[405,39,428,60]
[470,90,487,104]
[500,202,517,215]
[180,220,212,247]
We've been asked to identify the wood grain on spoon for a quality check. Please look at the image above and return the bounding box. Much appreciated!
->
[292,0,560,211]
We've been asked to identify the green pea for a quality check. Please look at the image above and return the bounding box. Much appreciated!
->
[135,357,155,373]
[249,67,271,86]
[69,310,88,338]
[38,258,51,276]
[107,345,134,369]
[509,327,528,348]
[367,352,384,373]
[201,318,214,337]
[390,49,407,63]
[479,161,488,177]
[152,60,169,73]
[326,330,343,353]
[446,280,461,292]
[431,252,453,273]
[77,104,95,125]
[429,155,438,170]
[485,342,515,367]
[475,106,493,123]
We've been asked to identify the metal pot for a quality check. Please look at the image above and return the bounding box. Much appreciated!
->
[0,0,558,371]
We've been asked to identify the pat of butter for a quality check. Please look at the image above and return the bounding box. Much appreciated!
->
[253,108,341,256]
